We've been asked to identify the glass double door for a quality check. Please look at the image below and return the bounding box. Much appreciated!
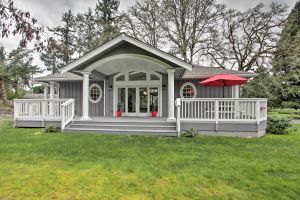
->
[117,86,159,116]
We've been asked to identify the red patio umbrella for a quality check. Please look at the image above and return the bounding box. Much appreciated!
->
[200,74,248,97]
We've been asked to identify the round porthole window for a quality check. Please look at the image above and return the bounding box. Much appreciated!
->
[89,84,102,103]
[180,82,197,98]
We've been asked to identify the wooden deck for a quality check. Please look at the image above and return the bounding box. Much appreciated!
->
[13,98,268,137]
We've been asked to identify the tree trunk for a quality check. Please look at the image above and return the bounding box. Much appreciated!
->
[0,79,9,105]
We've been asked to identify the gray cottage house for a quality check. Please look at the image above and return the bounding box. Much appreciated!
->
[14,34,267,137]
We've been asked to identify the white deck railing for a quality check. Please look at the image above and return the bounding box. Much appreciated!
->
[14,99,75,130]
[175,98,267,136]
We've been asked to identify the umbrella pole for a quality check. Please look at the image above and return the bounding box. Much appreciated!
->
[223,80,225,98]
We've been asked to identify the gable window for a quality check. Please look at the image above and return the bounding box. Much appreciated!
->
[180,82,197,98]
[150,74,160,80]
[89,84,102,103]
[116,74,125,81]
[115,71,162,82]
[129,72,147,81]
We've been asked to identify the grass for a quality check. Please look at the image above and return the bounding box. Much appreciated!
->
[268,108,299,120]
[0,121,300,199]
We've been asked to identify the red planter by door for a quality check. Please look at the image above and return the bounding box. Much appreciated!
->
[117,111,122,117]
[151,112,158,117]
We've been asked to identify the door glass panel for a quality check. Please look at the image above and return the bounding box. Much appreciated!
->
[150,88,158,112]
[128,88,136,113]
[139,88,148,113]
[117,88,125,112]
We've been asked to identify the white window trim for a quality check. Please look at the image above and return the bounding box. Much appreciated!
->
[89,83,102,103]
[180,82,197,98]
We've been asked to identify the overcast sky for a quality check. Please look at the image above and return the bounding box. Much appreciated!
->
[1,0,298,73]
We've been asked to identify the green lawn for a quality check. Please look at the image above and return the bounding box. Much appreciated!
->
[0,121,300,200]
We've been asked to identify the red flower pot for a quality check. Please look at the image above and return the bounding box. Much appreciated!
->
[117,111,122,117]
[151,112,158,117]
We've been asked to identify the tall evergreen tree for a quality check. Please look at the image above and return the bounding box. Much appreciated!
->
[273,1,300,108]
[95,0,122,43]
[75,8,101,55]
[41,9,76,74]
[6,47,37,94]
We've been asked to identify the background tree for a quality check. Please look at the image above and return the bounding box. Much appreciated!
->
[161,0,223,63]
[6,47,33,94]
[41,10,76,74]
[0,45,9,104]
[273,1,300,108]
[123,0,165,48]
[0,0,43,49]
[95,0,122,43]
[206,3,287,71]
[241,67,283,108]
[75,8,101,55]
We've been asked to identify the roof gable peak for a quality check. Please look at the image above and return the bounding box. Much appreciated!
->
[60,33,192,74]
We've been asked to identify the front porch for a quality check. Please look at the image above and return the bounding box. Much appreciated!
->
[14,98,267,137]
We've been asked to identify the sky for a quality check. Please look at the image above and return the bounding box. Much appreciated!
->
[1,0,298,75]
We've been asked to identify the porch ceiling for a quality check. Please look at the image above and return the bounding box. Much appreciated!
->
[88,54,172,76]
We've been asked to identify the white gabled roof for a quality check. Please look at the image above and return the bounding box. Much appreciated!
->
[60,33,193,74]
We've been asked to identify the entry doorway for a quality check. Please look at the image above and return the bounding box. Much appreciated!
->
[116,86,160,116]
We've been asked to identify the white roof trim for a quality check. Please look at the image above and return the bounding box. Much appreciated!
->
[35,78,83,82]
[60,34,192,74]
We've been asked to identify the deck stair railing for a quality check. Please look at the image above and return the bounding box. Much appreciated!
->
[175,98,267,137]
[61,99,75,130]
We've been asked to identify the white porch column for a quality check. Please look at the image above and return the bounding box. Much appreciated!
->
[49,82,55,116]
[233,86,239,98]
[43,85,49,99]
[167,69,175,121]
[49,82,55,99]
[81,71,91,120]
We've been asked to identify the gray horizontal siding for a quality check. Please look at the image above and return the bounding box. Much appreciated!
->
[59,81,104,116]
[175,79,233,98]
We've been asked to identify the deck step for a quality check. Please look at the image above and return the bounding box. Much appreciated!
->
[72,121,175,126]
[64,118,177,136]
[68,124,176,131]
[64,127,177,136]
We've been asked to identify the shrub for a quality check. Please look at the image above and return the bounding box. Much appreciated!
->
[266,117,291,135]
[282,101,300,109]
[7,88,27,100]
[183,128,198,138]
[44,125,60,133]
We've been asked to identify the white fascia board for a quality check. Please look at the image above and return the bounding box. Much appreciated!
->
[34,78,83,82]
[182,72,256,79]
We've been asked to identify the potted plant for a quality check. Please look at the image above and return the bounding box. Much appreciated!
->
[117,103,123,117]
[151,103,158,117]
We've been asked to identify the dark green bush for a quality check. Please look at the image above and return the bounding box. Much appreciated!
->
[282,101,300,109]
[183,128,198,138]
[7,88,27,100]
[266,117,291,135]
[44,125,60,133]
